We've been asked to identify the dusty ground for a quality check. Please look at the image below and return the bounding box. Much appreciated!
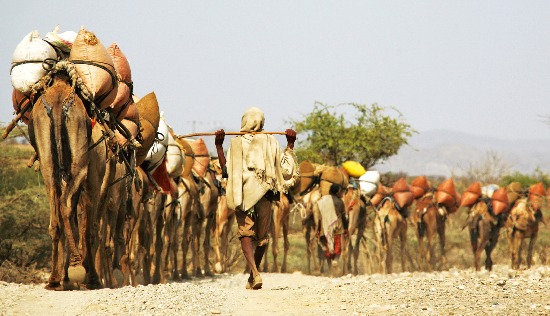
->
[1,264,550,316]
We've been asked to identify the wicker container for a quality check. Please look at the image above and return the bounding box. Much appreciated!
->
[166,132,184,178]
[11,31,57,95]
[506,182,523,205]
[69,28,117,109]
[188,138,209,177]
[12,89,31,124]
[341,160,366,178]
[320,166,348,196]
[436,178,457,208]
[108,43,132,117]
[460,182,481,207]
[297,160,316,194]
[491,187,510,215]
[392,178,409,192]
[411,176,430,192]
[176,138,195,178]
[359,170,380,197]
[529,182,545,211]
[114,119,138,147]
[135,92,160,166]
[394,191,414,209]
[371,185,390,207]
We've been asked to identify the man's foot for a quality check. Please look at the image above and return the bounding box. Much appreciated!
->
[252,275,262,289]
[245,275,263,289]
[245,276,253,289]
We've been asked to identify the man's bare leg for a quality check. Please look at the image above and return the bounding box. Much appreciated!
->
[241,237,262,289]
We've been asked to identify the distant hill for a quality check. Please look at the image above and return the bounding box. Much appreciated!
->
[373,129,550,177]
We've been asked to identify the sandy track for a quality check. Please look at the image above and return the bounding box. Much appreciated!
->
[2,265,550,316]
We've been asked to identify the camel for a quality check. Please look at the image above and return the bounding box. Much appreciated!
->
[373,197,408,274]
[341,187,368,275]
[464,197,507,271]
[28,69,109,290]
[411,192,447,272]
[263,193,291,273]
[506,197,543,269]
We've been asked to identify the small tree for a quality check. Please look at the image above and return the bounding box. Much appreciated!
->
[291,102,415,168]
[461,151,511,185]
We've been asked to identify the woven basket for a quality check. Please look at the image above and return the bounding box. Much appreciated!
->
[460,182,481,207]
[491,187,509,215]
[188,138,209,177]
[341,160,366,178]
[11,89,31,124]
[529,182,545,211]
[69,28,117,109]
[176,138,195,178]
[135,92,160,166]
[320,166,347,196]
[371,185,390,207]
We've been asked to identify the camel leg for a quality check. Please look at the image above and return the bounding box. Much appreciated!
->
[282,219,289,273]
[341,235,349,276]
[517,237,525,269]
[437,220,447,267]
[385,223,393,274]
[484,227,499,271]
[141,204,153,285]
[271,229,279,273]
[426,225,435,272]
[45,199,63,290]
[352,227,363,275]
[213,219,223,273]
[152,195,165,284]
[416,227,425,271]
[510,230,521,269]
[203,212,215,277]
[304,223,311,274]
[400,225,407,273]
[192,212,204,278]
[526,233,537,268]
[180,214,192,279]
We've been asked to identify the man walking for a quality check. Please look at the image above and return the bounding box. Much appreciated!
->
[215,107,299,289]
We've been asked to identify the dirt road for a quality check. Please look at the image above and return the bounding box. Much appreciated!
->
[2,264,549,315]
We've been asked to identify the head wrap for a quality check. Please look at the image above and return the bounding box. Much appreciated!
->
[240,107,264,132]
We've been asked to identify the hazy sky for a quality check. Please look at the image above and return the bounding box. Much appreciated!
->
[2,1,549,141]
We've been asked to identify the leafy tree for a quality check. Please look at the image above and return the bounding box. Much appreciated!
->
[290,102,415,168]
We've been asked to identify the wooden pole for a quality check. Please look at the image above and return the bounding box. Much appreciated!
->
[2,102,32,139]
[175,131,287,138]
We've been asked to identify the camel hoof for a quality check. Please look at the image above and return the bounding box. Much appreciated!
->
[113,269,124,287]
[172,273,182,281]
[135,274,145,285]
[181,270,191,280]
[86,282,103,290]
[214,262,223,274]
[194,269,204,278]
[68,265,86,283]
[44,282,62,291]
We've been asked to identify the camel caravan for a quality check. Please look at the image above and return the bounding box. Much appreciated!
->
[4,27,549,290]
